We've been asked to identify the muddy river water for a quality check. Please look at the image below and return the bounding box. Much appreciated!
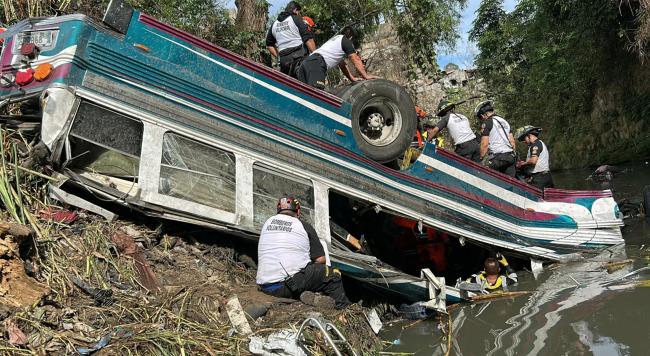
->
[381,161,650,355]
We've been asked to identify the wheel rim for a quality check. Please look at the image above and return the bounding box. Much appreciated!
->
[358,97,403,147]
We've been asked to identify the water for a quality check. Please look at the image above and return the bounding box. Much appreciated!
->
[382,161,650,355]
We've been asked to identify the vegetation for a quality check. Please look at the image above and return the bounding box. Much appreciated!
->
[470,0,650,167]
[299,0,467,78]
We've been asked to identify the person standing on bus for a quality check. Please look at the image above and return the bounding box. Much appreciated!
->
[266,1,316,78]
[256,196,351,309]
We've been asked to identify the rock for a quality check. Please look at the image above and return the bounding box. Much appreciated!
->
[244,303,269,320]
[5,318,27,346]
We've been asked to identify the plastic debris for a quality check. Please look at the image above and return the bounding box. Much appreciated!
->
[226,295,252,336]
[249,330,307,356]
[531,259,544,279]
[364,308,383,334]
[70,275,114,306]
[398,302,434,320]
[112,232,161,292]
[39,208,79,224]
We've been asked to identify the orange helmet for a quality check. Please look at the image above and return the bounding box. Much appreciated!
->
[303,16,315,30]
[415,106,427,119]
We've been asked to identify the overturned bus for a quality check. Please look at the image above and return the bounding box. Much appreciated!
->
[0,1,624,305]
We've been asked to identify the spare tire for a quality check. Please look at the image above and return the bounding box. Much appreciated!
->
[337,79,417,163]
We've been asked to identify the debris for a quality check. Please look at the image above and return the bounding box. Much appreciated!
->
[70,275,114,306]
[112,231,160,292]
[606,259,634,273]
[48,185,118,221]
[299,291,336,309]
[249,329,307,356]
[4,318,27,346]
[398,302,434,320]
[77,332,113,355]
[226,295,253,336]
[0,222,51,307]
[244,303,269,320]
[531,259,544,279]
[39,207,79,224]
[470,291,532,302]
[364,308,383,334]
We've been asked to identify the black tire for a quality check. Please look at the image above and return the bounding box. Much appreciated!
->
[337,79,417,163]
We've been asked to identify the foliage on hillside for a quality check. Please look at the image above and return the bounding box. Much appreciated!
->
[299,0,468,78]
[0,0,265,60]
[470,0,650,167]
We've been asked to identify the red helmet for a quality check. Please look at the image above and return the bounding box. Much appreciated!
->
[303,16,315,31]
[277,196,301,216]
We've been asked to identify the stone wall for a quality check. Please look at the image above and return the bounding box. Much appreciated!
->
[359,23,482,115]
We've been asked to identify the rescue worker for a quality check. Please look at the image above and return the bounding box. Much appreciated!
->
[426,100,480,162]
[265,1,316,78]
[297,26,377,88]
[469,254,517,292]
[256,196,351,309]
[516,125,554,189]
[475,100,517,177]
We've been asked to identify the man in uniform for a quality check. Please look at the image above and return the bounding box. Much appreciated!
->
[475,100,517,176]
[468,254,518,292]
[266,1,316,78]
[297,26,377,88]
[424,100,480,162]
[516,125,554,189]
[256,196,351,309]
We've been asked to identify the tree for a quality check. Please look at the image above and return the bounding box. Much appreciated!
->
[235,0,269,62]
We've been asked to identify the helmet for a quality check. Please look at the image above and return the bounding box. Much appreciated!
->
[437,100,455,117]
[415,106,427,119]
[277,196,301,216]
[303,16,315,29]
[474,100,493,118]
[422,115,438,128]
[516,125,542,141]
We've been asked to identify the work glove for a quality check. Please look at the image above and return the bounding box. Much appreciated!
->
[496,252,509,266]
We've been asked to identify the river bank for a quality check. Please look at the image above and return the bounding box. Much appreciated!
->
[0,213,383,354]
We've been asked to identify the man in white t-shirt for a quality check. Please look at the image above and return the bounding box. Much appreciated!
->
[425,100,480,162]
[516,125,554,189]
[256,196,351,309]
[297,26,377,88]
[265,1,316,78]
[475,100,517,177]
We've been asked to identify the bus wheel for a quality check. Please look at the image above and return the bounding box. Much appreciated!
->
[337,79,417,163]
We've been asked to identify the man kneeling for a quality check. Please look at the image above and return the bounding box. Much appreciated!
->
[256,196,351,309]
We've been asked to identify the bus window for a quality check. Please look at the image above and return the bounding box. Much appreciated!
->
[68,102,142,178]
[252,164,314,229]
[159,133,236,212]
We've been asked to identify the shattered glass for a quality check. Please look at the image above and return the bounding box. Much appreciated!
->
[70,102,143,157]
[159,133,236,212]
[68,102,142,177]
[253,165,314,229]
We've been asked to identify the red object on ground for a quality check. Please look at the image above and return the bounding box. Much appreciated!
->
[15,68,35,86]
[39,208,79,224]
